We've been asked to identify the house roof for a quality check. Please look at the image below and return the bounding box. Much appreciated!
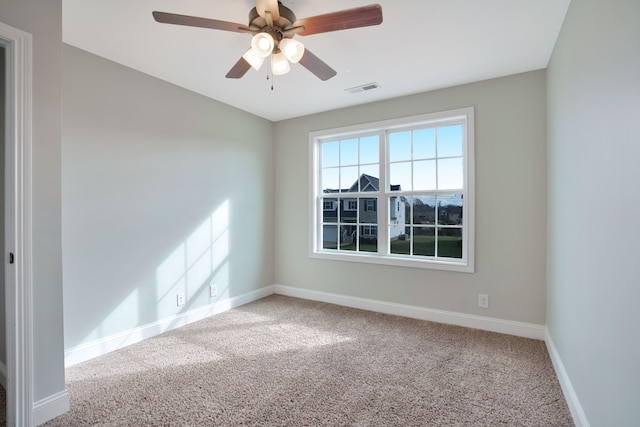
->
[324,174,401,194]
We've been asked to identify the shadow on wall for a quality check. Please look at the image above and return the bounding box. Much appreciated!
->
[79,200,230,346]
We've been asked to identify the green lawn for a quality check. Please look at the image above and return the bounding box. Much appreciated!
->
[338,242,377,252]
[390,235,462,258]
[334,235,462,258]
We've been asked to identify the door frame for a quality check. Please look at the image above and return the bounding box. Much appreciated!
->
[0,21,34,427]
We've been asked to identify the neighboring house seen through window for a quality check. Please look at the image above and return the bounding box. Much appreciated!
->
[309,108,475,272]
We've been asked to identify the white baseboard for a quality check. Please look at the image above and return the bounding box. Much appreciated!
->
[65,283,545,367]
[34,389,70,426]
[545,329,590,427]
[65,285,274,367]
[272,284,545,340]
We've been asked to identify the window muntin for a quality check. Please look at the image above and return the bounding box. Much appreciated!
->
[311,108,474,272]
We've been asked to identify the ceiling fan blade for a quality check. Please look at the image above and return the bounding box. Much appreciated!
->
[152,11,251,33]
[295,4,383,36]
[254,0,280,21]
[298,49,337,81]
[225,57,252,79]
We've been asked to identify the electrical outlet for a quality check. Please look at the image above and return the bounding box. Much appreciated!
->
[176,292,185,306]
[210,284,218,298]
[478,294,489,309]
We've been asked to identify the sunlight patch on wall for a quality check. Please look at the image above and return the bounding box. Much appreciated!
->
[156,200,230,318]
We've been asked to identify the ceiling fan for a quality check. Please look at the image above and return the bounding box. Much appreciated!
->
[152,0,383,81]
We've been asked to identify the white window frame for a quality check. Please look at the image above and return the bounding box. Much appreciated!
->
[309,107,475,273]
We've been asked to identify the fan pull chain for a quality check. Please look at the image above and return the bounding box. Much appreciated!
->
[267,71,275,91]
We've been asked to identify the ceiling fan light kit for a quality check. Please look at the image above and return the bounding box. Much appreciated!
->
[279,38,304,63]
[250,32,275,58]
[242,48,266,71]
[153,1,383,81]
[271,50,291,75]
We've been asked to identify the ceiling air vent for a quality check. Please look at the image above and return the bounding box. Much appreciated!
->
[345,82,381,94]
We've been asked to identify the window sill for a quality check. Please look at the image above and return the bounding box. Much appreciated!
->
[310,250,474,273]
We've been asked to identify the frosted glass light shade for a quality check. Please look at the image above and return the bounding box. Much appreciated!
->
[242,48,265,70]
[251,32,275,58]
[271,51,291,75]
[279,38,305,63]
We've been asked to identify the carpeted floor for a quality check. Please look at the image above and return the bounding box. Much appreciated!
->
[43,295,574,426]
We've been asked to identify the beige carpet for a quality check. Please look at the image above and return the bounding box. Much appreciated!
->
[43,295,573,426]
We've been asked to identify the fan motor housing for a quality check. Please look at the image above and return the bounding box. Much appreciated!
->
[248,3,297,38]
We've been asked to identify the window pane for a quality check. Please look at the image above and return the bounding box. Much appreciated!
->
[438,227,462,258]
[359,225,378,253]
[390,229,410,255]
[413,128,436,159]
[389,161,411,191]
[321,168,339,192]
[437,125,463,157]
[412,196,436,225]
[360,135,379,164]
[388,196,405,222]
[322,225,338,249]
[359,164,379,192]
[340,225,357,251]
[361,198,377,223]
[438,157,463,190]
[389,196,409,252]
[340,138,359,165]
[322,198,338,222]
[413,159,437,191]
[413,227,435,257]
[389,131,411,162]
[322,141,339,167]
[340,166,359,192]
[438,194,463,225]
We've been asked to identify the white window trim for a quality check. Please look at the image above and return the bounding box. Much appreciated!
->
[309,107,475,273]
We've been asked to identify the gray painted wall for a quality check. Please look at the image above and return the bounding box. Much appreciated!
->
[546,0,640,425]
[274,70,548,325]
[62,45,274,349]
[0,0,66,403]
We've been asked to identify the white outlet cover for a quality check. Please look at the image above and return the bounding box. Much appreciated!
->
[177,292,185,306]
[478,294,489,309]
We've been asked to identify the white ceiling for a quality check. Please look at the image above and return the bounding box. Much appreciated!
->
[63,0,570,122]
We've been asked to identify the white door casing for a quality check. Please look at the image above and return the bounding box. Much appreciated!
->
[0,20,34,427]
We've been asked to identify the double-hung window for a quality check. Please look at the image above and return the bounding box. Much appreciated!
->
[309,107,474,272]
